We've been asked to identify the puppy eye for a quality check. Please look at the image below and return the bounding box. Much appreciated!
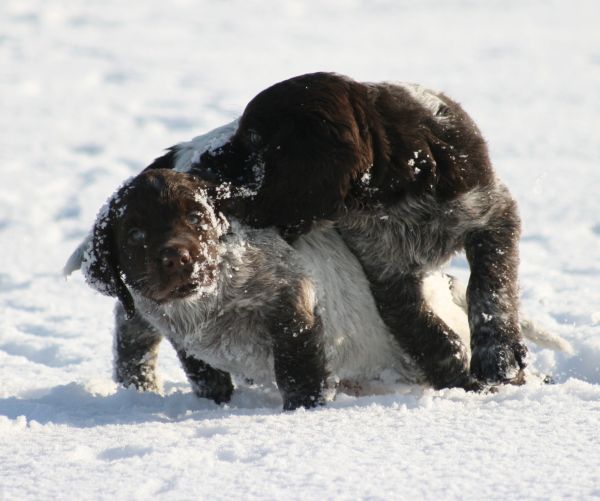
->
[127,228,146,244]
[186,212,202,225]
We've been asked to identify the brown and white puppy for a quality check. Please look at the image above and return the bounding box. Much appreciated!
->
[72,168,426,409]
[66,169,570,410]
[152,72,526,389]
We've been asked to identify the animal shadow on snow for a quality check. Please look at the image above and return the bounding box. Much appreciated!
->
[0,380,436,428]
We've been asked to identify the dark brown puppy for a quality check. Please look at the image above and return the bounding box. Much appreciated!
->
[151,72,527,389]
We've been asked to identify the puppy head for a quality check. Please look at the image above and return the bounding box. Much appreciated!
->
[82,169,228,318]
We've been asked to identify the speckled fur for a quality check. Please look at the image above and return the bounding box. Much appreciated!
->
[338,181,524,388]
[131,221,425,394]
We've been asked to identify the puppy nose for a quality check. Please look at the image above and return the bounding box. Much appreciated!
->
[159,246,192,270]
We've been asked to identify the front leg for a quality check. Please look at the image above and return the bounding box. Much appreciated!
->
[465,194,527,383]
[114,303,163,392]
[368,273,480,391]
[270,282,329,410]
[173,346,233,404]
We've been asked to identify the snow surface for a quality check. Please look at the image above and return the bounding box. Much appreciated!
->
[1,0,600,499]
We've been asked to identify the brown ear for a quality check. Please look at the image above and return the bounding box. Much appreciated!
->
[250,115,369,238]
[81,194,135,319]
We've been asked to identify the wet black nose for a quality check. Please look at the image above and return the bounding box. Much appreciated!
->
[159,246,192,270]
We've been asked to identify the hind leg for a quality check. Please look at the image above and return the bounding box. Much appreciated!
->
[368,272,481,390]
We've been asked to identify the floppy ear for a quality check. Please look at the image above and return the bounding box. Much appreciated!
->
[81,196,135,319]
[246,115,369,239]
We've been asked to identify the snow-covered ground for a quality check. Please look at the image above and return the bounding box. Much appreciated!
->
[1,0,599,499]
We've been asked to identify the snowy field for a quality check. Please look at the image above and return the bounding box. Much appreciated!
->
[1,0,600,499]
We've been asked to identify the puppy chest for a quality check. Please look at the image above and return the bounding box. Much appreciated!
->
[181,312,275,382]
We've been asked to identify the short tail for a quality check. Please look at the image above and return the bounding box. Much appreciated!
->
[519,319,574,354]
[63,233,91,277]
[447,274,574,354]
